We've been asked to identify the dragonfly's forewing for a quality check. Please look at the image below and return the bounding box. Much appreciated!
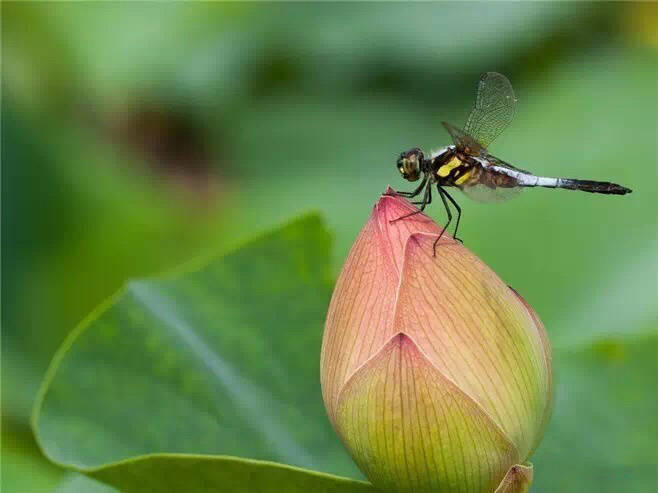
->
[443,73,526,204]
[464,72,517,149]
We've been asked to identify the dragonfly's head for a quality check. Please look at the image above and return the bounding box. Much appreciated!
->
[397,148,423,182]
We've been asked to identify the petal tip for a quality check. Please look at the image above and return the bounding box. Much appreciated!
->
[389,331,416,350]
[405,231,461,256]
[494,463,533,493]
[371,332,418,358]
[386,332,437,369]
[375,191,413,216]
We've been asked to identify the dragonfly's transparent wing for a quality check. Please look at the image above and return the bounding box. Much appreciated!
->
[441,121,486,156]
[463,72,516,150]
[459,183,522,203]
[486,154,532,175]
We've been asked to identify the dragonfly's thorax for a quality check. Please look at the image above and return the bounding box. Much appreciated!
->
[428,145,455,162]
[425,146,477,187]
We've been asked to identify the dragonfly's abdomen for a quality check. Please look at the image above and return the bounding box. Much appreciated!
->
[555,178,632,195]
[518,173,632,195]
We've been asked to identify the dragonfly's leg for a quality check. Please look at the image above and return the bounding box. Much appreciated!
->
[393,177,427,198]
[390,182,431,223]
[433,186,453,256]
[441,188,463,243]
[412,185,432,208]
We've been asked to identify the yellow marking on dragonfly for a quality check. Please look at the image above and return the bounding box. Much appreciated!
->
[437,157,462,177]
[455,170,472,185]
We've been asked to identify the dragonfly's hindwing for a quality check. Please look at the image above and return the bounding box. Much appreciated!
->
[454,158,523,203]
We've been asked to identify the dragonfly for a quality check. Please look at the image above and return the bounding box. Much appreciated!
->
[393,72,632,254]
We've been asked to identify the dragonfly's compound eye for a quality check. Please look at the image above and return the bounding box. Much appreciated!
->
[396,156,406,175]
[398,149,422,182]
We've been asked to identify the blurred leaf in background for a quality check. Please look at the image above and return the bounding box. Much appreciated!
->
[33,216,373,492]
[33,215,354,476]
[2,1,657,492]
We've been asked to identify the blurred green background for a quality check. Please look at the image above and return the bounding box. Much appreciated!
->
[2,2,657,492]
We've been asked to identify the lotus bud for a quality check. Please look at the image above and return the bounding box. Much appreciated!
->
[321,188,552,493]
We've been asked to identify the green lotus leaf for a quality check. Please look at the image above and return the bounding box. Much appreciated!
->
[33,215,368,491]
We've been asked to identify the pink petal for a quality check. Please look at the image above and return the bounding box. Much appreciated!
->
[335,333,520,493]
[321,191,454,423]
[393,233,551,459]
[507,287,553,455]
[372,189,449,276]
[322,204,399,423]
